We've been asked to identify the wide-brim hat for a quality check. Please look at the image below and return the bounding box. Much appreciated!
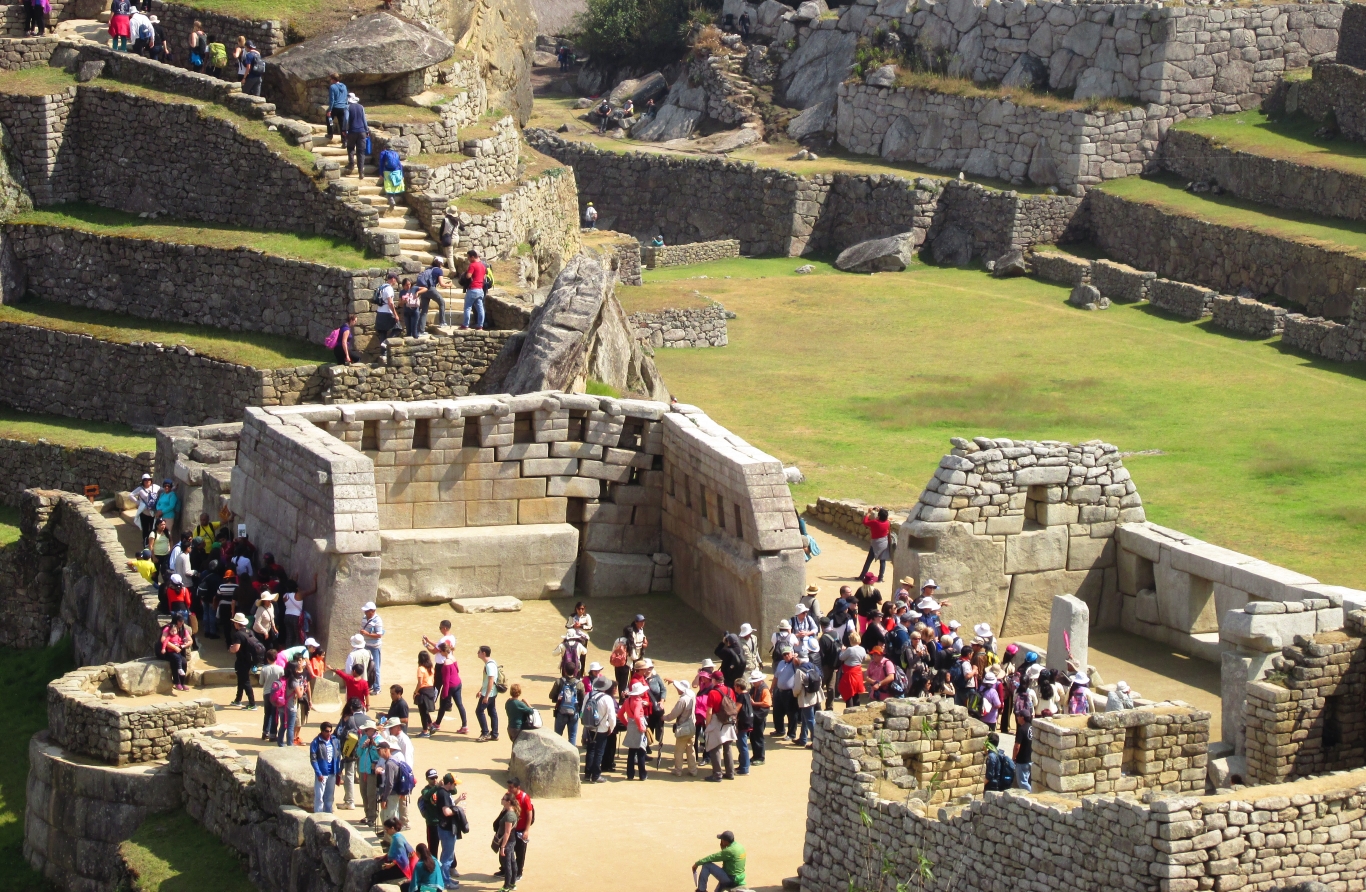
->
[1116,681,1131,693]
[898,576,915,585]
[805,585,820,595]
[627,683,648,696]
[739,623,753,636]
[259,590,278,601]
[700,658,714,669]
[778,619,791,630]
[974,622,993,638]
[794,604,810,614]
[673,679,691,693]
[919,598,941,612]
[922,579,937,589]
[747,669,764,683]
[1071,672,1090,686]
[231,613,248,625]
[350,634,366,649]
[587,661,602,672]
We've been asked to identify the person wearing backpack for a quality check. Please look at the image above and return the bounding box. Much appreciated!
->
[440,208,462,269]
[549,667,584,746]
[475,645,501,742]
[128,6,153,56]
[1013,712,1034,792]
[744,670,770,764]
[241,40,265,96]
[416,258,449,335]
[189,21,208,71]
[345,92,369,176]
[458,250,486,331]
[376,738,414,829]
[663,678,698,776]
[619,682,652,780]
[795,656,822,747]
[228,612,258,709]
[581,678,617,783]
[259,649,283,741]
[329,313,358,365]
[702,671,737,782]
[379,144,404,210]
[733,677,756,774]
[984,732,1016,792]
[207,35,227,78]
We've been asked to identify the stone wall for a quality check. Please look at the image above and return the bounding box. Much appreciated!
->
[6,224,373,346]
[835,80,1166,191]
[0,35,61,67]
[323,330,510,401]
[1212,295,1288,339]
[642,239,740,268]
[1149,278,1217,320]
[417,115,520,195]
[1091,257,1155,302]
[0,322,324,427]
[1031,248,1092,287]
[891,437,1143,639]
[0,86,78,205]
[46,664,215,765]
[803,496,908,541]
[629,304,728,348]
[1033,706,1210,797]
[413,166,582,266]
[1273,61,1366,144]
[809,173,940,254]
[0,435,153,506]
[930,179,1086,262]
[1087,188,1366,320]
[0,489,61,649]
[146,0,287,64]
[1281,287,1366,362]
[1243,609,1366,784]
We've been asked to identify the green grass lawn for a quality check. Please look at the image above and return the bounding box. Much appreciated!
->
[1098,175,1366,258]
[0,640,74,890]
[0,408,154,455]
[119,810,255,892]
[0,506,19,547]
[145,0,367,40]
[0,298,331,369]
[1175,109,1366,179]
[0,66,76,95]
[12,202,373,269]
[649,258,1366,589]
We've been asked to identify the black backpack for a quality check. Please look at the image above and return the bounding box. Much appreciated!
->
[244,630,265,662]
[738,692,755,730]
[801,664,823,695]
[250,54,266,76]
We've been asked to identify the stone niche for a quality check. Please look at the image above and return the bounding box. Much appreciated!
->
[892,436,1143,637]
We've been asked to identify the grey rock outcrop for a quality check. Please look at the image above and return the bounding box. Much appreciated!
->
[927,225,973,267]
[787,98,834,141]
[1068,283,1109,310]
[454,0,538,124]
[991,248,1029,278]
[777,29,858,109]
[609,71,668,107]
[663,128,762,154]
[496,252,668,400]
[866,64,897,88]
[266,13,455,115]
[835,233,917,273]
[632,80,706,142]
[509,728,581,798]
[1001,53,1048,91]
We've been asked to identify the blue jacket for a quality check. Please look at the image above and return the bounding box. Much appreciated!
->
[329,82,348,109]
[310,734,341,777]
[347,102,368,133]
[379,149,403,173]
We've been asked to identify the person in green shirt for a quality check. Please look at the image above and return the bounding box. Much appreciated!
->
[694,830,745,892]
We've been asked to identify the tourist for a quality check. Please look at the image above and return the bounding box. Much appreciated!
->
[158,615,193,691]
[714,632,745,689]
[126,548,154,584]
[373,817,415,885]
[792,604,820,658]
[379,143,404,210]
[332,313,358,364]
[345,634,370,681]
[980,667,1003,732]
[736,623,761,673]
[241,40,264,96]
[583,201,597,229]
[866,645,896,702]
[330,660,372,711]
[399,278,420,337]
[128,6,153,56]
[156,476,180,525]
[416,257,449,335]
[1036,668,1060,717]
[375,740,404,828]
[227,613,258,708]
[418,767,443,853]
[837,632,867,708]
[434,641,467,735]
[745,670,770,763]
[734,677,755,774]
[411,842,446,891]
[854,573,882,635]
[1067,671,1094,715]
[650,233,664,248]
[984,731,1015,791]
[769,620,797,670]
[664,678,698,776]
[326,73,349,142]
[108,0,132,50]
[206,34,226,77]
[818,620,840,710]
[386,684,411,733]
[739,10,751,39]
[422,619,458,668]
[557,629,587,679]
[549,666,584,745]
[504,684,536,744]
[337,702,364,808]
[1106,680,1137,711]
[770,647,798,739]
[459,250,486,330]
[231,35,247,80]
[150,15,170,62]
[356,720,382,828]
[311,722,342,813]
[23,0,47,36]
[799,583,821,617]
[998,646,1020,734]
[416,651,438,737]
[703,671,737,782]
[383,716,415,766]
[283,659,308,746]
[133,474,160,540]
[254,589,279,649]
[620,681,651,780]
[475,645,500,741]
[595,98,612,133]
[794,655,820,746]
[360,600,384,694]
[188,21,208,71]
[440,208,462,269]
[506,777,533,883]
[374,273,398,349]
[345,93,369,176]
[493,793,519,892]
[860,507,893,582]
[260,649,284,741]
[693,830,746,892]
[165,573,193,625]
[581,678,616,783]
[435,772,466,886]
[619,614,648,688]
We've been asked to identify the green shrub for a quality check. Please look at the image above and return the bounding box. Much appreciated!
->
[571,0,696,68]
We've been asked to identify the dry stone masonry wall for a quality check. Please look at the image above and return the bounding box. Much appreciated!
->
[1281,288,1366,362]
[323,330,511,402]
[1033,705,1211,796]
[0,86,77,204]
[1212,295,1288,338]
[46,664,215,765]
[629,304,728,348]
[642,239,740,268]
[0,436,152,506]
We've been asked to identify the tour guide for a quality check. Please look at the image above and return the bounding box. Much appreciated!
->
[693,830,746,892]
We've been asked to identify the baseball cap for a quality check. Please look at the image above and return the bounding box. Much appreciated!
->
[426,768,439,779]
[717,831,735,844]
[362,601,377,612]
[141,473,152,481]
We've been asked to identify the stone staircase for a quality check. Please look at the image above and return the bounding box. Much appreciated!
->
[303,123,443,267]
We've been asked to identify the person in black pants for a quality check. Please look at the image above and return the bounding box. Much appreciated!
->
[228,613,257,709]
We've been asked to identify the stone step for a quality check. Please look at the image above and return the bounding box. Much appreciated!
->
[376,218,427,232]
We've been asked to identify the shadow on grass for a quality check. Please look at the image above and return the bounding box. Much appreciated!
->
[1270,341,1366,381]
[120,810,254,892]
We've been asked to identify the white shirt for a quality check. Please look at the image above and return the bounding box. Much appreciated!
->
[433,633,456,664]
[172,550,194,581]
[133,484,160,516]
[284,591,304,617]
[376,283,396,316]
[233,555,253,578]
[346,647,371,677]
[129,12,152,43]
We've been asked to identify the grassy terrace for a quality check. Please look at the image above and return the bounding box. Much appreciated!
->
[120,811,256,892]
[1175,109,1366,179]
[0,66,77,95]
[159,0,364,39]
[0,407,154,454]
[616,277,719,314]
[527,95,1050,193]
[892,70,1139,115]
[0,299,331,368]
[1097,175,1366,258]
[13,203,375,268]
[647,257,1366,589]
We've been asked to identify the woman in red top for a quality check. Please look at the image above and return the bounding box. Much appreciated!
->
[860,507,892,583]
[159,615,194,691]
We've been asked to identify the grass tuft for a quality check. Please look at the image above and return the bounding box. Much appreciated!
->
[585,379,622,397]
[891,70,1139,114]
[0,298,331,369]
[0,66,77,95]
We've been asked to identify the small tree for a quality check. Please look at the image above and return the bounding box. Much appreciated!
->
[571,0,699,68]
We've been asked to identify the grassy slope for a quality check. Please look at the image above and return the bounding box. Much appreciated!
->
[1175,109,1366,179]
[120,811,255,892]
[0,506,19,546]
[12,203,373,269]
[1097,175,1366,257]
[0,299,331,369]
[647,259,1366,588]
[0,408,155,455]
[0,640,75,890]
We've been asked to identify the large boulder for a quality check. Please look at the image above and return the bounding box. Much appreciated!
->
[266,13,454,115]
[113,658,172,696]
[1068,283,1110,310]
[662,127,762,154]
[508,729,581,798]
[492,252,668,400]
[777,29,858,109]
[835,233,917,273]
[609,71,668,107]
[787,98,834,141]
[256,746,317,813]
[632,104,703,141]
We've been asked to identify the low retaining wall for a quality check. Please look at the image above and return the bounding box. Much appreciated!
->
[629,304,727,348]
[1212,295,1288,338]
[1033,706,1210,796]
[1087,189,1366,320]
[1273,62,1366,144]
[6,224,373,346]
[0,435,152,506]
[414,116,520,194]
[0,322,324,427]
[1148,278,1216,320]
[803,496,906,542]
[47,665,215,765]
[642,239,740,268]
[322,330,511,402]
[146,0,287,64]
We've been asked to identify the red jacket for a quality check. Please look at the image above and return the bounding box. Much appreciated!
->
[334,668,369,703]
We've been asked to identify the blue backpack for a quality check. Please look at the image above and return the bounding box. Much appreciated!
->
[393,759,415,796]
[557,681,579,716]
